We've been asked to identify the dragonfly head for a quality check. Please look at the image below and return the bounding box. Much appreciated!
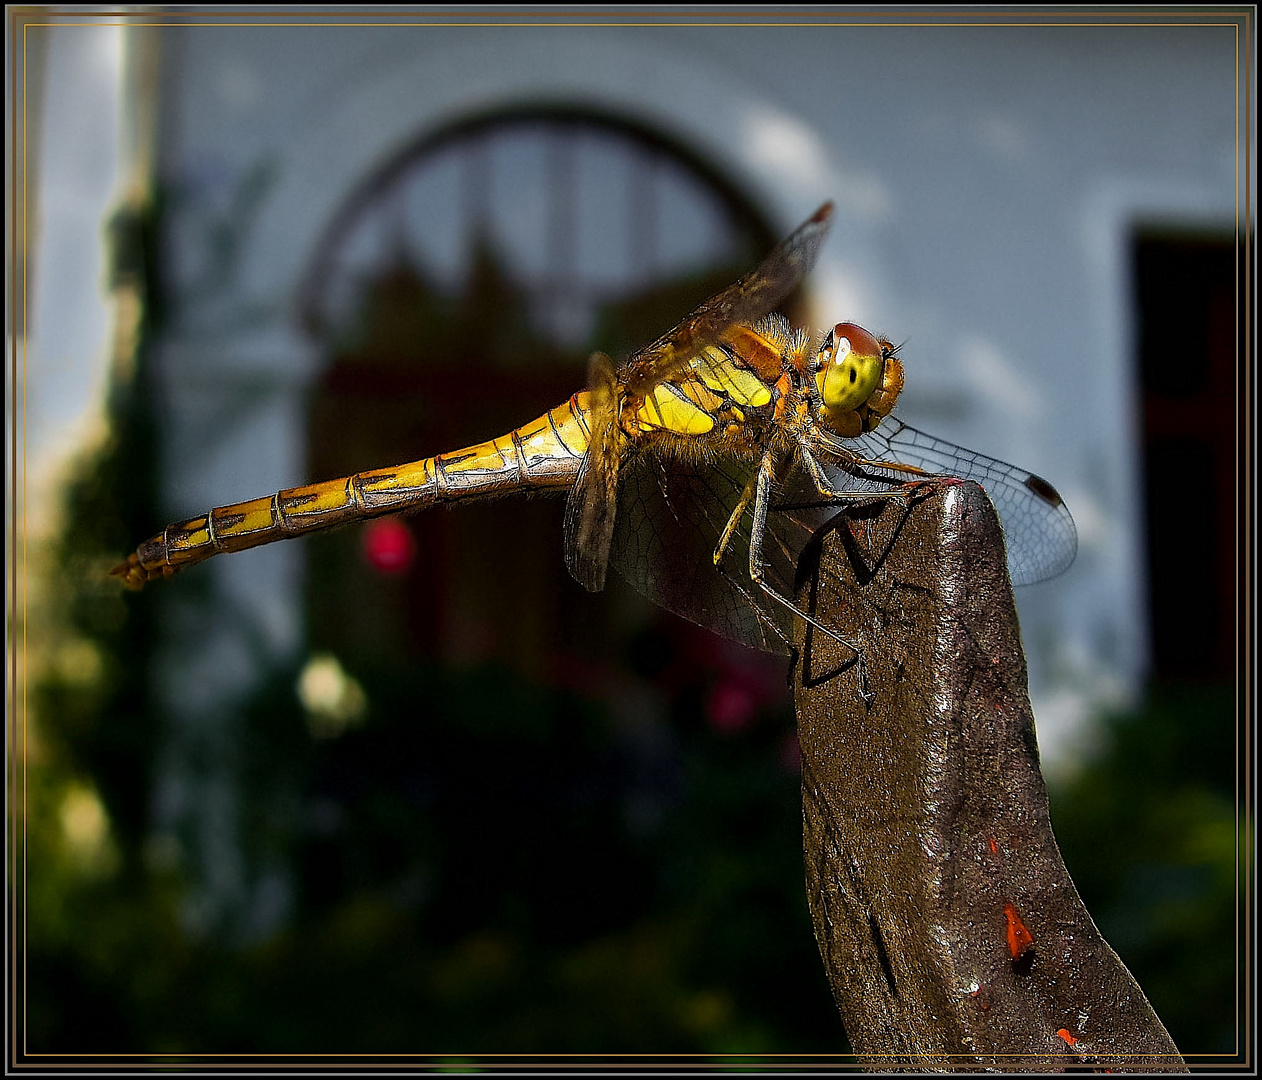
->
[813,322,904,437]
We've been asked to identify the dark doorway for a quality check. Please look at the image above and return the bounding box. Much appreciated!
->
[1131,230,1239,682]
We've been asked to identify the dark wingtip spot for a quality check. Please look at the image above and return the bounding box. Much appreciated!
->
[1024,473,1064,508]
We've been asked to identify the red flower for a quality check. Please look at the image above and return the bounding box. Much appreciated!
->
[362,518,415,574]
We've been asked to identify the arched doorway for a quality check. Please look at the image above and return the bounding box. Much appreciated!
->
[294,106,791,676]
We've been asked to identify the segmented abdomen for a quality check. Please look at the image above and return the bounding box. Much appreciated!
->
[112,393,595,589]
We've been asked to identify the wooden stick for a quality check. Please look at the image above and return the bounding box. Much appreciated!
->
[793,480,1186,1071]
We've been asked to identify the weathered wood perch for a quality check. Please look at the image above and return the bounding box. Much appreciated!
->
[792,479,1185,1071]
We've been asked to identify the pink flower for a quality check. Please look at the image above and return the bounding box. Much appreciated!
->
[362,518,415,574]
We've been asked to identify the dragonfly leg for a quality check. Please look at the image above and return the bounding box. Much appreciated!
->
[797,442,848,499]
[749,449,874,706]
[710,477,793,653]
[712,477,757,571]
[796,440,923,506]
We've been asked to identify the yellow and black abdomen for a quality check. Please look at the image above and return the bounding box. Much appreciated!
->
[113,394,597,589]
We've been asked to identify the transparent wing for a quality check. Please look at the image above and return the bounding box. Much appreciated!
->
[824,418,1078,585]
[563,353,620,591]
[621,203,834,396]
[565,203,834,595]
[599,416,1075,653]
[608,449,828,655]
[602,417,1075,654]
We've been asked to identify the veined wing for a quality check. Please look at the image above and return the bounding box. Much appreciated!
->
[622,202,834,397]
[822,419,1078,586]
[566,204,832,594]
[601,418,1074,652]
[563,352,621,591]
[608,448,826,655]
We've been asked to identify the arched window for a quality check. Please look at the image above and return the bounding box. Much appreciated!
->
[295,107,787,673]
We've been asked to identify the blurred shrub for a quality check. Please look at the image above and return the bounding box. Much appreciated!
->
[1049,682,1240,1060]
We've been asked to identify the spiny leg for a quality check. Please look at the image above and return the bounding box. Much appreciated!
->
[800,422,955,526]
[796,438,931,508]
[748,449,874,706]
[713,476,756,569]
[710,476,793,653]
[795,441,942,573]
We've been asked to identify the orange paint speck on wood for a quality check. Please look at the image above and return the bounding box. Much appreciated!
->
[1004,901,1034,959]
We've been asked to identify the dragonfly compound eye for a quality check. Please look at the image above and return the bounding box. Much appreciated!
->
[816,321,884,414]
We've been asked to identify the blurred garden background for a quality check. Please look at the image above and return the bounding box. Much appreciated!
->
[11,9,1249,1064]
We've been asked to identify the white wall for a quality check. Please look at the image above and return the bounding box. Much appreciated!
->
[24,24,124,533]
[146,22,1242,782]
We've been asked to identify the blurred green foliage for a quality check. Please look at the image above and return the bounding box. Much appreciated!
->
[28,591,841,1056]
[1049,683,1242,1061]
[25,366,1242,1059]
[24,309,840,1054]
[21,190,1240,1065]
[24,185,846,1063]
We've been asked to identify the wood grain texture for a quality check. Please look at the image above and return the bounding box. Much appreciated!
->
[793,480,1185,1071]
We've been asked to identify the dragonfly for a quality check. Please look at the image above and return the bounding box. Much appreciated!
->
[113,202,1076,668]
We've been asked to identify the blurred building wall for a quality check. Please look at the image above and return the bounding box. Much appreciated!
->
[14,12,1246,1039]
[141,20,1240,741]
[52,19,1233,928]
